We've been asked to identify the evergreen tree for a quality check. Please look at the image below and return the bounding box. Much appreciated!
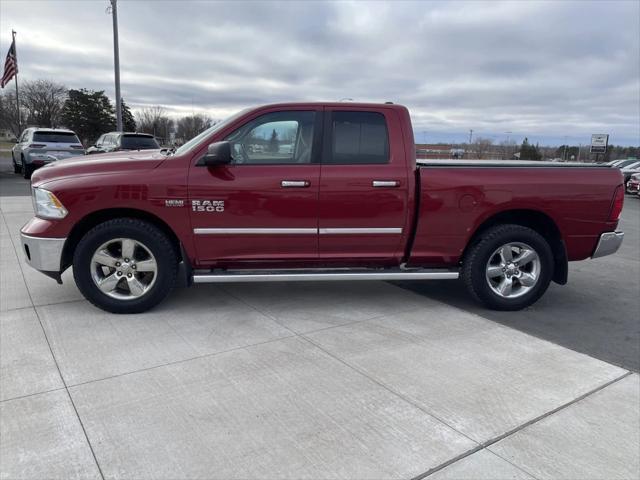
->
[121,99,136,132]
[61,89,116,145]
[268,129,279,153]
[520,137,542,160]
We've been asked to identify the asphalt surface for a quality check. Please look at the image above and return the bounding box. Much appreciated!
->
[1,151,638,371]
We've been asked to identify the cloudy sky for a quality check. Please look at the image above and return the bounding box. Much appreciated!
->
[1,0,639,145]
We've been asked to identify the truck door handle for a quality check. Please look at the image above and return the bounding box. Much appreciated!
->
[281,180,310,188]
[372,180,400,187]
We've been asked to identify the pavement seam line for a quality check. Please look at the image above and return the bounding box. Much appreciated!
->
[299,334,482,446]
[390,279,639,374]
[63,300,432,390]
[0,386,68,405]
[184,287,490,468]
[413,370,633,480]
[218,283,438,337]
[2,298,87,313]
[0,209,106,480]
[65,333,299,389]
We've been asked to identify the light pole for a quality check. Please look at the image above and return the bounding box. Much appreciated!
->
[110,0,122,131]
[504,131,512,160]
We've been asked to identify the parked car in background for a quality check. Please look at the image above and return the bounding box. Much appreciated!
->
[12,128,84,179]
[626,173,640,195]
[609,159,639,169]
[620,162,640,183]
[86,132,160,155]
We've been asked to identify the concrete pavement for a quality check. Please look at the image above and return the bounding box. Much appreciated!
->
[1,197,638,479]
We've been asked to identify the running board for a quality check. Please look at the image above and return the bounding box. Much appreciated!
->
[192,268,459,283]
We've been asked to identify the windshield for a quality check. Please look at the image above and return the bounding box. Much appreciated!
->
[33,132,80,143]
[121,135,160,150]
[173,108,251,156]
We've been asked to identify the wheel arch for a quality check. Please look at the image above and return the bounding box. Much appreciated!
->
[61,208,184,271]
[463,209,568,285]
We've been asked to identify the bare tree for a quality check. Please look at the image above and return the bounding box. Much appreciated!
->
[499,139,518,160]
[135,106,173,143]
[20,79,67,127]
[0,91,26,137]
[176,114,213,142]
[472,137,493,159]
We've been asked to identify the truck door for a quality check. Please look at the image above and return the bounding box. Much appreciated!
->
[188,109,322,263]
[319,108,409,262]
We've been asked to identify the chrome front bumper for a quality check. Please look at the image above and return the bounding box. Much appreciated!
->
[592,231,624,259]
[20,233,66,272]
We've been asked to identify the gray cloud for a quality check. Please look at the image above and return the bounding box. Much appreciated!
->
[1,0,638,145]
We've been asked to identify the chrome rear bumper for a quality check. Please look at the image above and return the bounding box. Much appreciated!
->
[20,233,66,272]
[592,231,624,259]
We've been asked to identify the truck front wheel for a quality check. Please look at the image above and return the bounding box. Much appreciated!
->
[73,218,178,313]
[462,224,553,311]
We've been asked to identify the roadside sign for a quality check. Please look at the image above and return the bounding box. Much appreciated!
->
[590,134,609,154]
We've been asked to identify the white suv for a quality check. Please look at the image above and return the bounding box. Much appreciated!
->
[12,128,85,179]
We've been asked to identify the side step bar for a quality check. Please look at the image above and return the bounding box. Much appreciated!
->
[192,268,459,284]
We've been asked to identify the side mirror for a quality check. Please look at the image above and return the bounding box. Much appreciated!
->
[197,141,232,166]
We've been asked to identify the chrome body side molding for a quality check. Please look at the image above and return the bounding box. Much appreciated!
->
[194,228,317,235]
[319,228,402,235]
[194,228,403,235]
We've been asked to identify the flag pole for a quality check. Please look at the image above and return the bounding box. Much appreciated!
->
[110,0,122,131]
[12,30,20,133]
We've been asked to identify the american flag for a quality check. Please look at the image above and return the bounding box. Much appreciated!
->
[1,39,18,89]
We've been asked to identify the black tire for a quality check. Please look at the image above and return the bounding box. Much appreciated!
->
[22,157,32,179]
[462,224,554,311]
[73,218,178,313]
[12,153,21,174]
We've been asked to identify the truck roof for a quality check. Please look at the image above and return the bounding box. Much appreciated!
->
[252,101,407,110]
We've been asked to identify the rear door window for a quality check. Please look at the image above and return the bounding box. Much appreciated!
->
[120,135,160,150]
[33,132,80,143]
[324,111,389,164]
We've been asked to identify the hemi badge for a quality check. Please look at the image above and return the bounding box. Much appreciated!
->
[165,199,185,207]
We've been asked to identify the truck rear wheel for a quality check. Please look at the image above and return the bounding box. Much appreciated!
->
[73,218,178,313]
[462,224,553,311]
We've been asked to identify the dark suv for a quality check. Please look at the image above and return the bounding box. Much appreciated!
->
[86,132,160,154]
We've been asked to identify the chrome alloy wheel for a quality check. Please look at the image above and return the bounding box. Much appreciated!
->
[90,238,157,300]
[485,242,541,299]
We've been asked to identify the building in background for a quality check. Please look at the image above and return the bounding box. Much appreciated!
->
[415,144,457,160]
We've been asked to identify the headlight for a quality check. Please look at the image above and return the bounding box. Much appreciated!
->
[32,188,68,219]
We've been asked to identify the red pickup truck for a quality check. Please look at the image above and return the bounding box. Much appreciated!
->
[21,102,625,313]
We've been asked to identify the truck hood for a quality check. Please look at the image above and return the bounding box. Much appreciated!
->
[32,150,166,187]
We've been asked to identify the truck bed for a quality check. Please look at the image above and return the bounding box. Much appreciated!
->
[410,161,622,266]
